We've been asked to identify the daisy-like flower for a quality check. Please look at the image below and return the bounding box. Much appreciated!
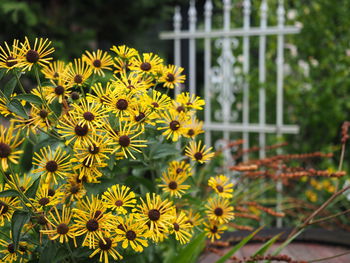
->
[71,100,109,130]
[45,78,72,104]
[0,238,29,263]
[133,193,174,235]
[129,52,163,76]
[41,60,66,80]
[185,140,215,164]
[113,57,131,74]
[114,213,150,252]
[208,175,234,199]
[142,90,171,112]
[203,221,228,242]
[170,210,192,244]
[184,117,204,139]
[129,102,157,129]
[32,146,71,184]
[0,123,24,171]
[158,171,190,198]
[111,45,138,59]
[205,197,234,224]
[102,184,137,214]
[64,58,92,86]
[72,163,104,184]
[40,205,77,246]
[159,65,186,89]
[4,173,33,194]
[157,110,189,142]
[71,134,112,168]
[73,196,113,249]
[114,72,150,94]
[16,37,55,71]
[0,39,20,70]
[83,49,114,76]
[30,184,64,211]
[175,92,205,111]
[106,121,147,159]
[57,114,94,146]
[63,179,86,203]
[86,82,115,106]
[0,185,21,226]
[104,90,135,117]
[89,235,123,263]
[185,209,203,231]
[168,160,192,177]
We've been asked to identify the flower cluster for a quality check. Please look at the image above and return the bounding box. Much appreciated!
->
[0,37,234,263]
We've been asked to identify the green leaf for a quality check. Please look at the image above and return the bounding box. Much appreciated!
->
[50,99,62,117]
[215,226,263,263]
[171,232,206,263]
[124,175,156,192]
[252,233,282,257]
[7,99,27,119]
[0,189,20,198]
[271,230,303,256]
[39,240,58,263]
[4,77,17,98]
[14,94,42,105]
[20,140,34,172]
[25,177,41,199]
[0,68,6,80]
[11,211,30,250]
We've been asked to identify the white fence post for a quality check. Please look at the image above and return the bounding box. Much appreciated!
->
[173,6,182,96]
[188,0,197,95]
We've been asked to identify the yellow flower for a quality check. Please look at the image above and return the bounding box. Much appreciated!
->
[142,90,171,112]
[16,37,55,71]
[40,205,77,246]
[157,110,189,141]
[64,58,92,86]
[185,140,215,164]
[4,173,32,194]
[114,213,150,252]
[175,92,205,111]
[89,235,123,263]
[159,64,186,89]
[29,184,64,211]
[86,82,115,106]
[111,45,138,59]
[184,117,204,139]
[32,146,71,184]
[170,210,192,244]
[129,53,163,76]
[0,185,21,226]
[205,197,234,224]
[203,221,227,242]
[0,39,20,70]
[0,238,30,263]
[41,60,66,80]
[104,90,136,117]
[185,209,203,231]
[0,123,24,171]
[208,175,234,199]
[158,171,190,198]
[83,49,114,76]
[62,179,86,203]
[102,184,137,214]
[168,160,192,177]
[45,78,72,104]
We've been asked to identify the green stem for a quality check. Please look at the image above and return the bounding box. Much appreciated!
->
[15,72,26,94]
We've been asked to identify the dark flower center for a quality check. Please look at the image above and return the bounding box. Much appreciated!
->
[93,210,103,219]
[166,73,175,82]
[19,186,26,192]
[168,181,178,190]
[19,245,27,252]
[216,185,224,193]
[194,152,203,161]
[57,223,69,235]
[48,189,55,196]
[70,185,79,194]
[169,120,180,131]
[134,112,146,122]
[185,220,193,225]
[93,59,102,68]
[214,207,224,216]
[148,209,161,221]
[115,200,123,207]
[71,92,80,100]
[6,56,17,67]
[45,160,58,172]
[39,109,48,118]
[126,230,137,240]
[173,223,180,231]
[7,243,15,253]
[74,124,89,136]
[53,72,59,78]
[26,50,39,63]
[151,102,159,108]
[38,197,50,206]
[0,201,9,215]
[74,74,83,84]
[177,106,185,112]
[83,111,95,121]
[140,62,151,71]
[98,237,112,250]
[127,85,135,90]
[116,99,128,110]
[188,129,195,136]
[88,144,100,154]
[86,219,99,231]
[37,215,48,225]
[117,224,125,231]
[0,142,11,158]
[54,85,65,95]
[176,168,183,174]
[211,226,218,233]
[119,135,130,147]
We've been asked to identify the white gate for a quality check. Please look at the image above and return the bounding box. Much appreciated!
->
[159,0,300,164]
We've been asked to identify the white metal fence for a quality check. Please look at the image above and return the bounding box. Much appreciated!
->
[160,0,300,164]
